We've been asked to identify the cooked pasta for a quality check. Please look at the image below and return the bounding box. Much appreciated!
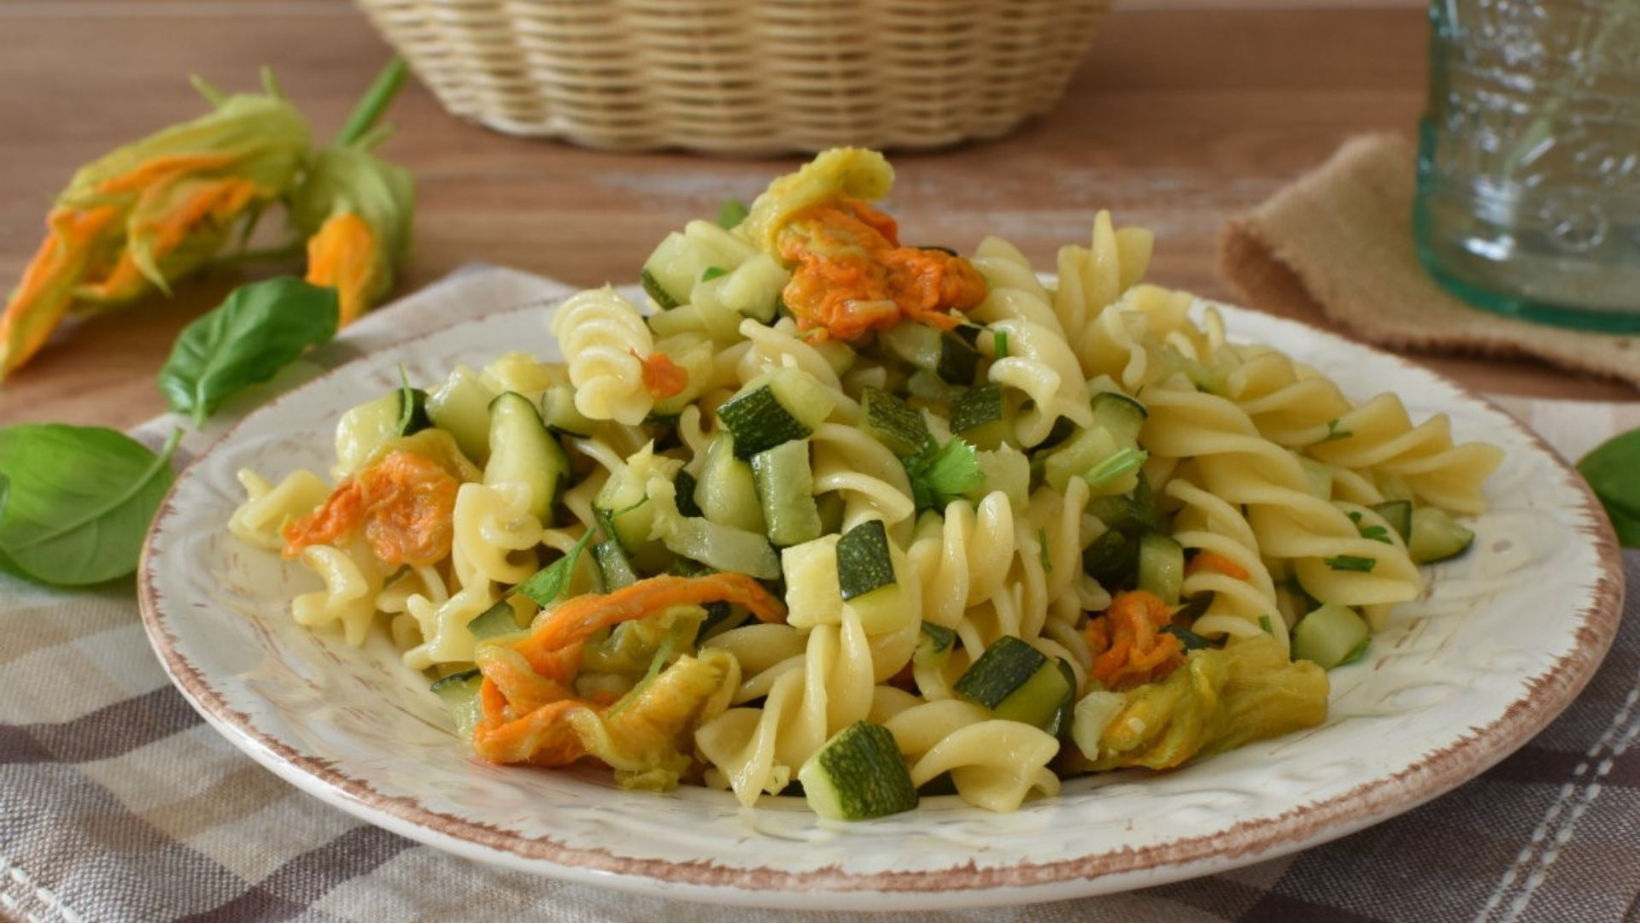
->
[232,147,1501,821]
[550,286,656,426]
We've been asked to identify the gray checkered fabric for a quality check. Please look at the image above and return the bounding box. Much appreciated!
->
[4,268,1634,922]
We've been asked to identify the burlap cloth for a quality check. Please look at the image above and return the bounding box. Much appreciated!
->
[1223,133,1640,388]
[3,265,1638,922]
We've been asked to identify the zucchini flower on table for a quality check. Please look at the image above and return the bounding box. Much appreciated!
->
[292,61,415,327]
[0,70,309,377]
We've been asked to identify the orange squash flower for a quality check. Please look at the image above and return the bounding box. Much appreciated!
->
[0,72,309,377]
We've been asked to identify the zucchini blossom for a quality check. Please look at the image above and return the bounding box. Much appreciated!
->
[291,58,414,327]
[0,70,309,377]
[292,144,413,327]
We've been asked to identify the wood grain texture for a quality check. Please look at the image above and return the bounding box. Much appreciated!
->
[0,1,1633,434]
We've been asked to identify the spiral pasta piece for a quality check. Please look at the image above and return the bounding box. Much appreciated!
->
[985,317,1094,447]
[970,236,1053,306]
[291,542,386,647]
[1142,384,1422,608]
[450,482,543,592]
[1166,477,1283,645]
[550,286,655,426]
[229,467,328,551]
[884,701,1061,813]
[1052,210,1153,374]
[695,609,874,806]
[1306,394,1505,515]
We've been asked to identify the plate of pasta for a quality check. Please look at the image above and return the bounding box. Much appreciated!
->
[139,149,1622,910]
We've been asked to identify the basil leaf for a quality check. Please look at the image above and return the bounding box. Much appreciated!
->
[0,425,182,585]
[1579,428,1640,548]
[158,277,339,425]
[717,198,749,229]
[517,529,597,606]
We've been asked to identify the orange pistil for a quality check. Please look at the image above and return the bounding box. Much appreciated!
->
[0,206,120,375]
[304,211,379,326]
[281,451,459,566]
[777,197,988,342]
[1086,590,1185,690]
[1186,551,1250,581]
[636,350,688,400]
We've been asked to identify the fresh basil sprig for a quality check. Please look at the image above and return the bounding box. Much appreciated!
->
[1579,429,1640,548]
[0,425,183,585]
[158,276,339,425]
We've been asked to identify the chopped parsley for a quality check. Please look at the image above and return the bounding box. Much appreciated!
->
[1324,555,1377,573]
[1319,419,1353,443]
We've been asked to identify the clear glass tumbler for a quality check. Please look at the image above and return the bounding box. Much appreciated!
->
[1415,0,1640,332]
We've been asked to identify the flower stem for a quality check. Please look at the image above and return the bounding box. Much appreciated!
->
[337,58,409,148]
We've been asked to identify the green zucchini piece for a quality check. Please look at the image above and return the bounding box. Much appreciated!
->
[1408,507,1475,564]
[334,388,429,475]
[954,636,1072,730]
[593,539,640,591]
[674,469,703,518]
[878,322,941,372]
[1042,659,1079,737]
[593,468,670,572]
[467,600,524,642]
[1137,533,1185,605]
[540,385,595,438]
[662,516,781,579]
[936,331,982,385]
[862,387,933,457]
[426,365,494,465]
[697,431,765,533]
[949,383,1010,450]
[641,231,723,309]
[484,392,569,523]
[798,721,919,821]
[640,268,680,310]
[1082,528,1140,589]
[750,440,822,547]
[882,323,982,385]
[1088,391,1147,446]
[1291,603,1370,669]
[954,636,1045,707]
[717,367,836,457]
[431,669,485,740]
[836,520,895,601]
[708,253,788,323]
[1043,425,1118,493]
[906,369,965,405]
[1371,500,1413,543]
[1086,475,1164,536]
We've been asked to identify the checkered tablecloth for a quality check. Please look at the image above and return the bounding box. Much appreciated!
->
[4,267,1636,922]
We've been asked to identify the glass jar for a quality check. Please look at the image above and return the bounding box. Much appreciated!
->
[1415,0,1640,332]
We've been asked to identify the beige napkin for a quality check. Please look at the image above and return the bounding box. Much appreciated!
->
[1222,134,1640,388]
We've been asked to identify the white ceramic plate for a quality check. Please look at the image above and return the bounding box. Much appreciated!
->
[138,295,1623,911]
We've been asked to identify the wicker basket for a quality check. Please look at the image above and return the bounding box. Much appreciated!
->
[356,0,1112,155]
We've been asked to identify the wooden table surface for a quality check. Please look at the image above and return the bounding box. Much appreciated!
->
[1,0,1635,435]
